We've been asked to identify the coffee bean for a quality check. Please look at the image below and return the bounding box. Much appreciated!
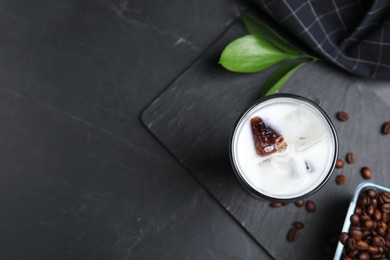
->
[305,200,316,213]
[361,230,370,238]
[294,200,304,208]
[356,241,369,250]
[368,246,379,255]
[382,212,389,222]
[336,175,346,185]
[351,214,360,226]
[348,248,359,257]
[346,152,355,164]
[367,205,375,216]
[355,207,363,215]
[350,229,363,241]
[381,192,390,203]
[340,232,349,245]
[270,202,284,208]
[376,227,386,237]
[382,203,390,213]
[382,121,390,135]
[367,189,377,198]
[372,236,383,247]
[293,221,304,230]
[337,111,349,121]
[361,167,372,180]
[358,195,369,207]
[374,209,382,221]
[336,159,344,168]
[364,219,375,230]
[357,251,369,260]
[287,228,299,242]
[347,237,357,249]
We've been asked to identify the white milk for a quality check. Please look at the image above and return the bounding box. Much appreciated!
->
[231,96,337,200]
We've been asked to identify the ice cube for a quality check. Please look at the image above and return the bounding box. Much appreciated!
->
[284,109,327,152]
[250,155,308,195]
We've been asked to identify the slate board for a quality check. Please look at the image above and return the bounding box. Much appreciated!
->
[141,22,390,259]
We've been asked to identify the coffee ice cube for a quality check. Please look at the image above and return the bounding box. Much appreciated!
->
[250,116,287,156]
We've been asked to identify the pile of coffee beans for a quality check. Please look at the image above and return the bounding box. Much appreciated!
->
[339,189,390,259]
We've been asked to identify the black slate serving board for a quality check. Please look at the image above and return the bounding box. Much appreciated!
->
[141,22,390,259]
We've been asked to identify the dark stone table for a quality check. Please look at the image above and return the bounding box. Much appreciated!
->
[0,0,388,259]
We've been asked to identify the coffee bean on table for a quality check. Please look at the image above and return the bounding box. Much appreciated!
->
[293,221,304,230]
[336,159,344,168]
[346,152,355,164]
[382,121,390,135]
[361,167,372,180]
[336,175,346,185]
[294,200,304,207]
[305,200,316,213]
[336,111,349,121]
[270,202,284,208]
[287,228,299,242]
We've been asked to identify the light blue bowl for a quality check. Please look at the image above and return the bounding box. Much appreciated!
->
[334,182,390,259]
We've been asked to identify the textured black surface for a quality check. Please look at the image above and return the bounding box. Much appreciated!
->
[0,0,276,259]
[142,22,390,259]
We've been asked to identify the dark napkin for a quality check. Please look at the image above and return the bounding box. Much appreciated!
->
[253,0,390,79]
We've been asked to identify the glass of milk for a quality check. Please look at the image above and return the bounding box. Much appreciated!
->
[230,93,339,202]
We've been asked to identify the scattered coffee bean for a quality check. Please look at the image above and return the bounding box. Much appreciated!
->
[294,200,304,208]
[336,159,344,169]
[305,200,316,213]
[336,175,346,185]
[381,121,390,135]
[293,221,305,230]
[270,202,284,208]
[361,167,372,180]
[346,152,355,164]
[337,111,349,121]
[287,228,299,242]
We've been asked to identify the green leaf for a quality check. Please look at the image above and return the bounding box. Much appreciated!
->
[219,35,301,73]
[242,13,303,56]
[262,62,306,96]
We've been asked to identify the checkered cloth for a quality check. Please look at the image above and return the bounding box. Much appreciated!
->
[254,0,390,79]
